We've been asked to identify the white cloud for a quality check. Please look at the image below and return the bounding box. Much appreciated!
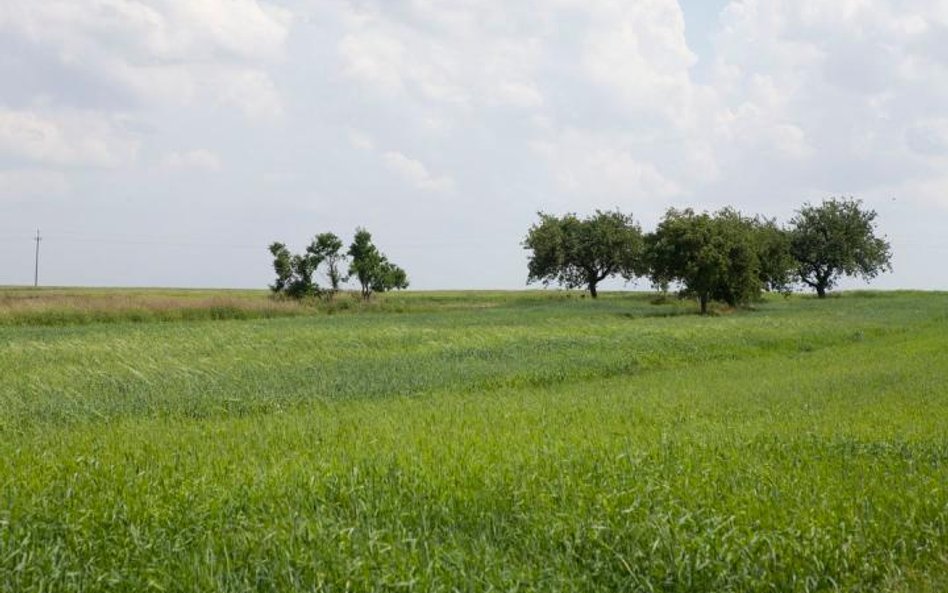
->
[684,0,948,210]
[577,0,698,123]
[337,3,543,111]
[0,0,292,119]
[0,109,138,167]
[161,149,221,172]
[382,151,454,192]
[532,128,682,211]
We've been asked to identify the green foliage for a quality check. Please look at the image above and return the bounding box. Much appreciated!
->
[750,216,795,294]
[308,232,348,298]
[348,227,409,300]
[647,208,764,313]
[268,241,320,299]
[0,291,946,592]
[267,242,293,294]
[524,209,646,298]
[789,197,893,298]
[373,259,409,294]
[270,231,358,301]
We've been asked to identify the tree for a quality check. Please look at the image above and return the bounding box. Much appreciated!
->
[646,208,763,314]
[288,252,320,298]
[523,209,646,298]
[788,198,892,298]
[268,242,294,294]
[749,216,795,294]
[268,241,322,299]
[373,260,409,294]
[307,232,348,299]
[347,228,409,300]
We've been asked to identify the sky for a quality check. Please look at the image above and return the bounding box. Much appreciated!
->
[1,0,947,291]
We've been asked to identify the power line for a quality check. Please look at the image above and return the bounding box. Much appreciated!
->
[1,229,512,251]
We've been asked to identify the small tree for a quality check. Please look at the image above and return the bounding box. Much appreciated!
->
[268,241,322,299]
[647,208,762,314]
[788,198,892,298]
[287,252,319,298]
[523,209,646,298]
[268,242,294,294]
[348,228,409,300]
[373,260,409,294]
[308,232,348,299]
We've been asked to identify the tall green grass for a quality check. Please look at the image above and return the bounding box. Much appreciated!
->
[0,290,945,591]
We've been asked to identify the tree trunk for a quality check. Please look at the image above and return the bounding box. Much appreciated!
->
[699,293,709,314]
[588,281,598,299]
[816,284,827,299]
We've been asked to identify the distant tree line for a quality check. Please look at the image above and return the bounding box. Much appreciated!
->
[524,197,892,314]
[269,228,408,300]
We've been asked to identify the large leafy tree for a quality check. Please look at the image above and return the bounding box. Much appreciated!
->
[647,208,764,314]
[523,209,646,298]
[788,198,892,298]
[348,228,409,300]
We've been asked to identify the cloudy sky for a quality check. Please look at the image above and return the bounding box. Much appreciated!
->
[1,0,946,290]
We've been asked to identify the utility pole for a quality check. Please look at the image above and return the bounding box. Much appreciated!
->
[34,229,41,288]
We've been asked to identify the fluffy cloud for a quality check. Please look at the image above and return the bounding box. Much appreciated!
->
[709,0,948,193]
[0,0,291,119]
[382,151,454,193]
[576,0,698,124]
[0,109,138,167]
[531,129,682,210]
[348,128,454,192]
[335,0,700,207]
[337,3,546,111]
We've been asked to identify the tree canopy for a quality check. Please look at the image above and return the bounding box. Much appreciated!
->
[788,198,892,298]
[269,229,407,301]
[647,208,767,314]
[751,216,795,294]
[523,209,646,298]
[307,232,347,298]
[268,241,319,299]
[348,228,409,300]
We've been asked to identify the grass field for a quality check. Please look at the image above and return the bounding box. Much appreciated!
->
[0,288,946,592]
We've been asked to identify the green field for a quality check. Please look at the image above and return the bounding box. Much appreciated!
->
[0,289,946,592]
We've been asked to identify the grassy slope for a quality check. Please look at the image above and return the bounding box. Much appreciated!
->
[0,290,946,591]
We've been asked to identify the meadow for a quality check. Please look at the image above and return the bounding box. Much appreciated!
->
[0,288,945,592]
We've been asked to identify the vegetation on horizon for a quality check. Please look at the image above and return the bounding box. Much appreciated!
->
[269,227,408,301]
[524,209,646,298]
[525,197,892,312]
[789,198,893,298]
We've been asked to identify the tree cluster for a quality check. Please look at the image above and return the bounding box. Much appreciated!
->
[269,228,408,300]
[524,198,891,314]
